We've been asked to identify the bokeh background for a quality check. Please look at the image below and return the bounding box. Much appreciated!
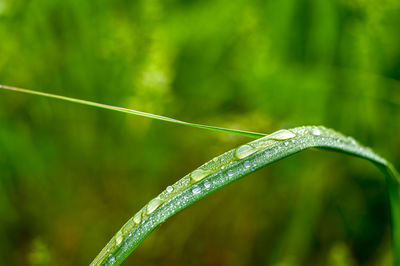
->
[1,0,400,265]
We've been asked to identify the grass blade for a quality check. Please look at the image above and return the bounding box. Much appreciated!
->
[90,126,400,265]
[0,84,265,138]
[1,84,398,264]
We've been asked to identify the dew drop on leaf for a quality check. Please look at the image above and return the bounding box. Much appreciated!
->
[191,169,209,182]
[133,212,142,224]
[116,231,123,246]
[347,136,357,145]
[146,198,163,215]
[267,129,296,140]
[312,127,321,136]
[192,186,201,194]
[235,144,257,159]
[107,255,116,264]
[166,186,173,193]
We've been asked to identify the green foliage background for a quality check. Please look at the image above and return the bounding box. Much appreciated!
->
[0,0,400,265]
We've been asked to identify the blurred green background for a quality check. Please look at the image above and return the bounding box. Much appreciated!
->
[0,0,400,265]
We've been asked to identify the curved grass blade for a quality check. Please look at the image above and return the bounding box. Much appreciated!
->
[2,84,398,263]
[91,126,400,265]
[0,84,265,139]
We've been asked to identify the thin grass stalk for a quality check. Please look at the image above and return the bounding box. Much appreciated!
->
[0,84,264,138]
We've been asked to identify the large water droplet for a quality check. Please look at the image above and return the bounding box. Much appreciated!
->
[311,127,321,136]
[347,136,357,145]
[244,161,251,169]
[166,186,173,193]
[122,220,135,235]
[192,186,201,194]
[267,129,296,140]
[204,181,211,189]
[116,231,123,246]
[146,198,163,215]
[227,170,234,177]
[235,144,257,159]
[133,212,142,224]
[191,169,209,182]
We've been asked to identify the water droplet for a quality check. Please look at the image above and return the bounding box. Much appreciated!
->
[347,137,357,145]
[221,165,225,170]
[166,186,173,193]
[227,170,234,177]
[291,139,295,143]
[146,198,163,215]
[311,127,321,136]
[133,212,142,224]
[204,181,211,189]
[121,240,129,252]
[179,177,190,186]
[234,144,257,159]
[192,186,201,194]
[295,127,308,134]
[108,255,116,263]
[116,231,123,246]
[267,129,296,140]
[244,161,251,169]
[284,141,289,146]
[191,169,209,182]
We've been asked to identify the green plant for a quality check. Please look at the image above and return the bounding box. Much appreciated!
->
[1,84,399,266]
